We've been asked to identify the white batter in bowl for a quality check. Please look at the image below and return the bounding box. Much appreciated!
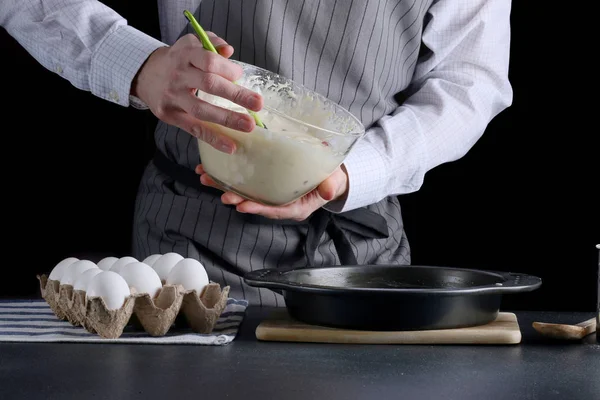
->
[196,61,365,206]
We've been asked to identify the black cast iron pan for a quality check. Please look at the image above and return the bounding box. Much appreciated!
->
[244,265,542,331]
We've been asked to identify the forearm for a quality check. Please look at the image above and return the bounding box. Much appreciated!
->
[327,0,513,213]
[0,0,166,107]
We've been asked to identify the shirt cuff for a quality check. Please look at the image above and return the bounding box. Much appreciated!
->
[323,129,389,213]
[90,25,166,107]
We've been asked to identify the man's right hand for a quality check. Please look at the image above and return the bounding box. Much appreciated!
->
[131,33,263,154]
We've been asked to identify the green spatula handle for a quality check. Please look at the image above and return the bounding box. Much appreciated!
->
[184,10,217,53]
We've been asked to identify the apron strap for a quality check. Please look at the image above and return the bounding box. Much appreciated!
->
[152,150,389,267]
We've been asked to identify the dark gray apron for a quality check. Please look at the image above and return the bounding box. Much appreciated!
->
[131,0,426,305]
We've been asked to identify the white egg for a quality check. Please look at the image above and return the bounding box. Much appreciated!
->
[142,254,162,267]
[109,256,138,274]
[48,257,79,281]
[166,258,209,294]
[119,262,163,298]
[73,268,103,291]
[86,271,131,310]
[152,252,184,281]
[97,256,118,271]
[60,260,98,285]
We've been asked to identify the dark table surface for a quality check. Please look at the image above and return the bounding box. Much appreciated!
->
[0,307,598,400]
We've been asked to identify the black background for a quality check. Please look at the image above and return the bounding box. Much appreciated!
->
[1,1,597,311]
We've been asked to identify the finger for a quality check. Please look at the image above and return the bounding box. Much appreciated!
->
[236,202,290,219]
[239,189,328,221]
[199,173,223,189]
[169,110,236,154]
[199,176,245,206]
[316,176,337,201]
[221,192,246,205]
[184,69,263,112]
[180,91,255,132]
[236,202,309,220]
[205,31,234,58]
[317,168,347,201]
[195,167,247,204]
[236,201,299,220]
[188,50,243,82]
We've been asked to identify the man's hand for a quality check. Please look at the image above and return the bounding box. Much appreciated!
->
[195,165,349,221]
[131,33,263,154]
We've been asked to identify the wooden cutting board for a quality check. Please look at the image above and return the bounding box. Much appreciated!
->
[256,310,522,345]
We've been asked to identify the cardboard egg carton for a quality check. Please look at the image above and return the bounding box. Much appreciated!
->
[37,274,230,339]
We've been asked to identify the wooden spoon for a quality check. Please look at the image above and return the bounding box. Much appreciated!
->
[532,317,597,340]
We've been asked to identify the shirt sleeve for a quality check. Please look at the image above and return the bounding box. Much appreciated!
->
[324,0,514,213]
[0,0,166,108]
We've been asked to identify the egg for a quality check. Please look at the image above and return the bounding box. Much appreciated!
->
[152,252,184,281]
[97,256,118,271]
[73,268,103,291]
[142,254,162,267]
[118,262,163,298]
[48,257,79,281]
[60,260,98,285]
[166,258,209,294]
[109,256,138,274]
[86,271,131,310]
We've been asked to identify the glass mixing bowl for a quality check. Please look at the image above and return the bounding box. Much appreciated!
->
[196,61,365,206]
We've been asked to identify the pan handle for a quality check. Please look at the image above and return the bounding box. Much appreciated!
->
[244,269,290,290]
[494,271,542,293]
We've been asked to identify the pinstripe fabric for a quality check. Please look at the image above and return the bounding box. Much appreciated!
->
[167,0,429,172]
[2,0,513,305]
[132,0,418,306]
[3,0,513,214]
[0,299,247,344]
[132,162,410,307]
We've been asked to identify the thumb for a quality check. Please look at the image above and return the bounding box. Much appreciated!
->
[317,169,345,202]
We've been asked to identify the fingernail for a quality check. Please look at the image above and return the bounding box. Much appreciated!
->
[237,118,253,132]
[216,141,235,154]
[247,94,261,110]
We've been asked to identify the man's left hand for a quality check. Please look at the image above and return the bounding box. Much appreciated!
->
[195,165,349,221]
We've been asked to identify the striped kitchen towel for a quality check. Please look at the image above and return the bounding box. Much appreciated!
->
[0,298,248,345]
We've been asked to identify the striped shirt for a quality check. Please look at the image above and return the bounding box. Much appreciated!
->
[1,0,513,213]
